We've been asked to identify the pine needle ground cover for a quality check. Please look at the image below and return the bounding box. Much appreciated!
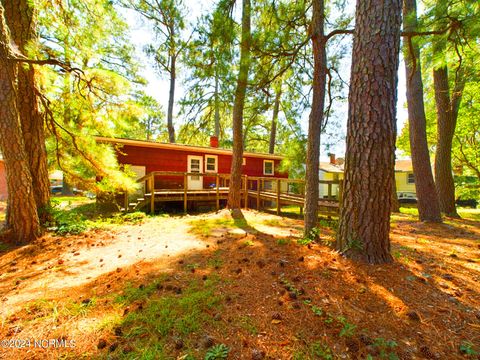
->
[0,207,479,359]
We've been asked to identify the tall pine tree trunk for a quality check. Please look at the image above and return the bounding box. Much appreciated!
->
[304,0,326,237]
[433,64,461,217]
[227,0,251,213]
[269,87,281,154]
[167,52,176,143]
[403,0,442,222]
[336,0,402,264]
[432,1,464,218]
[4,0,51,223]
[0,4,40,243]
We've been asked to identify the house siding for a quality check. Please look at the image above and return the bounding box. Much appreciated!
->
[395,171,416,193]
[116,144,287,189]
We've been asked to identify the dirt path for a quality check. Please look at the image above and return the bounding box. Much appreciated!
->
[0,216,210,316]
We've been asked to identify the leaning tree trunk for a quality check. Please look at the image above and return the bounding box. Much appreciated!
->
[303,0,327,238]
[3,0,51,223]
[403,0,442,222]
[336,0,402,264]
[0,4,41,243]
[167,51,176,143]
[227,0,251,213]
[268,87,281,154]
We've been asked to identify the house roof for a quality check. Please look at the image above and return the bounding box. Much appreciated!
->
[319,162,344,173]
[319,159,414,173]
[395,160,413,172]
[95,136,285,160]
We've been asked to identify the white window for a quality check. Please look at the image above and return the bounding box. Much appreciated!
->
[263,160,274,175]
[205,155,218,173]
[407,173,415,184]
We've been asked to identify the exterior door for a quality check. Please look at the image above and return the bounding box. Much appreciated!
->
[129,165,146,194]
[187,155,203,190]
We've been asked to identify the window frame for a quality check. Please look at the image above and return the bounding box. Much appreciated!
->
[263,160,274,176]
[205,154,218,173]
[407,172,415,184]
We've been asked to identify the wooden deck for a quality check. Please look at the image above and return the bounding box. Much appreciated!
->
[123,171,342,216]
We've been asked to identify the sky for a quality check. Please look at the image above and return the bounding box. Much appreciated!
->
[123,1,409,162]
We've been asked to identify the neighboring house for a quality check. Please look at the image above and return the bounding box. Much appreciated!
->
[394,160,416,198]
[97,136,288,191]
[0,156,7,201]
[319,155,417,199]
[319,153,344,199]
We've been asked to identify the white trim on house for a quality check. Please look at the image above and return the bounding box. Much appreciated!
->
[205,155,218,173]
[263,160,274,175]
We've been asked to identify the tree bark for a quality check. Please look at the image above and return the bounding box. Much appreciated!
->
[403,0,442,222]
[433,65,464,217]
[431,1,464,218]
[3,0,51,223]
[391,179,400,213]
[268,87,281,154]
[336,0,402,264]
[303,0,327,238]
[0,4,41,243]
[227,0,251,212]
[167,52,176,143]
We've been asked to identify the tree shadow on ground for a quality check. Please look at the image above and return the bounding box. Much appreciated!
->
[0,210,479,360]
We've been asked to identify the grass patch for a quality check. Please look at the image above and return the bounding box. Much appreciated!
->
[293,341,333,360]
[189,217,236,237]
[109,276,223,358]
[458,208,480,221]
[238,315,258,335]
[49,198,147,235]
[0,242,10,252]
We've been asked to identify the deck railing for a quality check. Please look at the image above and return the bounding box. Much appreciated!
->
[129,171,342,215]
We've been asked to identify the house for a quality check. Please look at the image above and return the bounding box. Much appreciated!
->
[319,155,416,199]
[0,156,7,201]
[319,153,344,199]
[394,159,416,197]
[97,136,288,191]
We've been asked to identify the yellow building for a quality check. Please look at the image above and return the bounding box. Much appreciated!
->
[319,156,416,200]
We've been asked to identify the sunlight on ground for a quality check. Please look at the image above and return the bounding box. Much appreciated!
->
[0,204,479,359]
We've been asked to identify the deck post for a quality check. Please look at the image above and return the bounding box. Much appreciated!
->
[123,191,128,212]
[216,174,220,210]
[338,179,343,205]
[328,183,332,199]
[256,179,260,210]
[276,179,281,215]
[150,175,155,214]
[184,173,188,213]
[244,175,248,209]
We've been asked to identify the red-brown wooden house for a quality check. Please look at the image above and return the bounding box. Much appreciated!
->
[97,136,288,191]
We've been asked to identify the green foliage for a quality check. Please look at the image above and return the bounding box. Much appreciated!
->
[337,316,357,337]
[371,338,398,359]
[298,227,320,245]
[459,341,478,356]
[293,341,333,360]
[238,315,258,336]
[204,344,230,360]
[113,277,223,358]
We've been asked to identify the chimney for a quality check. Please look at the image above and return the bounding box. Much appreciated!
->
[210,136,219,148]
[328,153,336,165]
